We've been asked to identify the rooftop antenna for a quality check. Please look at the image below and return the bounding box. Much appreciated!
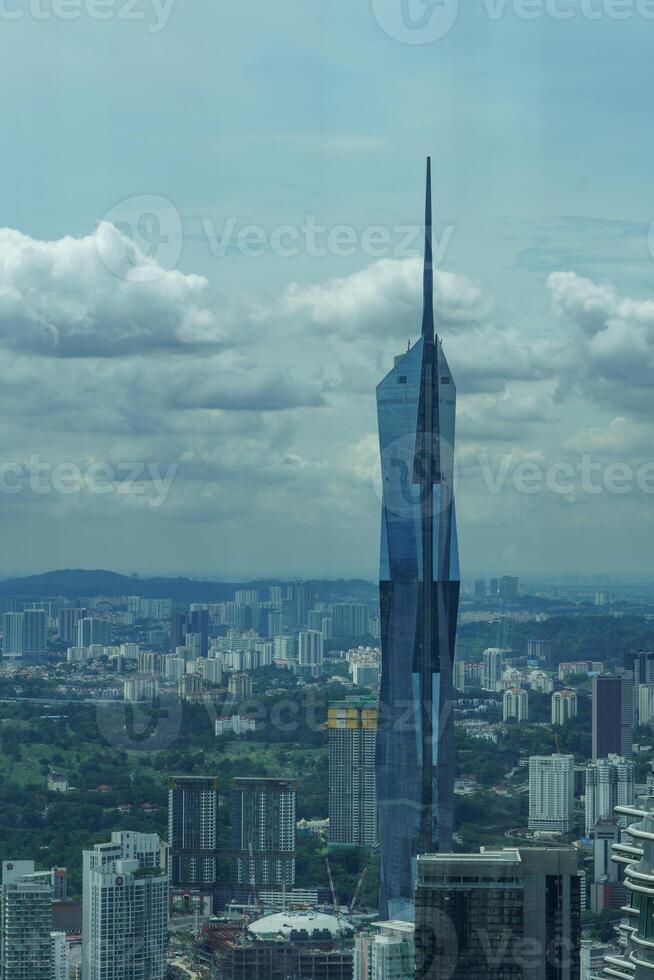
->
[421,156,435,344]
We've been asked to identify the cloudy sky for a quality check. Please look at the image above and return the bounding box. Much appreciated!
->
[0,0,653,580]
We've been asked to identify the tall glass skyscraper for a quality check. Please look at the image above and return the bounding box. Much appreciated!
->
[376,159,460,921]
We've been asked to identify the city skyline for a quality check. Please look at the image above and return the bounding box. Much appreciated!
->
[1,3,652,978]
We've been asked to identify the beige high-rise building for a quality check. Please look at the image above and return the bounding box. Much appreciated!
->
[503,687,529,722]
[552,689,578,725]
[328,698,377,847]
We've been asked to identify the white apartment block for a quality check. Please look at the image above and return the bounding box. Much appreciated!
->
[528,754,575,833]
[82,832,168,980]
[584,755,635,835]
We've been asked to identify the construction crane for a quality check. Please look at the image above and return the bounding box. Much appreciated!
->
[323,855,346,952]
[348,866,369,915]
[324,855,339,916]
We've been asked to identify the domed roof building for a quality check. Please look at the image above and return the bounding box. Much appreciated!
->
[248,910,354,940]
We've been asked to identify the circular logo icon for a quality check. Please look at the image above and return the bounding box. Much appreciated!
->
[371,0,459,44]
[373,431,458,520]
[97,194,183,282]
[96,693,183,753]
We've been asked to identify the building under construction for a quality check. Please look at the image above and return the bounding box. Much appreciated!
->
[196,911,354,980]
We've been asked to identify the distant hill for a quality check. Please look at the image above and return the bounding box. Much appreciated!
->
[0,569,376,603]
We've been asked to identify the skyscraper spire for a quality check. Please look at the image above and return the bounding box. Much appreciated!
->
[422,156,434,342]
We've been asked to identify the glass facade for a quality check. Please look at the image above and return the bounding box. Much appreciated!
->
[375,161,460,921]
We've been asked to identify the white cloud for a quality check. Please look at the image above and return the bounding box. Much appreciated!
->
[0,224,227,357]
[278,258,490,338]
[547,270,654,413]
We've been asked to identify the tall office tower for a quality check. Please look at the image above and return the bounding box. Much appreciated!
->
[281,598,297,630]
[0,599,15,616]
[168,776,219,890]
[228,672,252,700]
[231,777,296,886]
[503,687,529,722]
[149,598,172,620]
[235,590,259,606]
[527,639,554,665]
[171,609,187,647]
[269,585,283,605]
[489,577,499,597]
[375,160,459,921]
[415,847,580,980]
[267,611,283,637]
[528,754,575,833]
[499,575,520,600]
[552,689,578,725]
[328,699,378,847]
[273,635,298,666]
[584,756,635,834]
[82,832,168,980]
[307,609,324,631]
[188,606,209,657]
[353,920,414,980]
[473,579,486,599]
[2,613,23,656]
[453,659,466,692]
[592,821,619,887]
[185,633,203,658]
[624,649,654,678]
[592,674,634,761]
[165,656,185,682]
[352,603,371,636]
[626,651,654,722]
[482,647,505,692]
[22,609,47,664]
[295,582,315,627]
[607,800,654,979]
[330,603,355,637]
[200,657,223,686]
[77,617,109,647]
[57,606,86,644]
[0,865,52,980]
[640,684,654,725]
[298,630,323,676]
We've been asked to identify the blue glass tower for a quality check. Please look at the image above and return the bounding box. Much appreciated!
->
[376,159,460,921]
